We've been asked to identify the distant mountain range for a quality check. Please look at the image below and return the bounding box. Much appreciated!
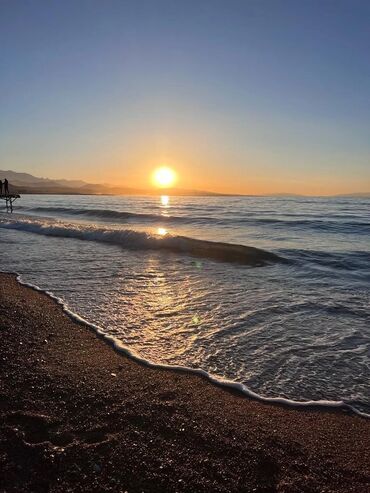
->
[0,170,227,196]
[1,170,369,197]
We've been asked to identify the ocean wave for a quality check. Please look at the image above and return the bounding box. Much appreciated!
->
[20,206,196,224]
[253,217,370,234]
[281,248,370,272]
[0,217,281,266]
[17,205,370,233]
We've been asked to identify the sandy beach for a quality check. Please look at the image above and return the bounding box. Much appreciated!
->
[0,272,369,492]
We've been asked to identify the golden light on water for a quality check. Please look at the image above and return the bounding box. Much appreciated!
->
[152,167,176,188]
[161,195,170,206]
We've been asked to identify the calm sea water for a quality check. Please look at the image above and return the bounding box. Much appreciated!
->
[0,194,369,414]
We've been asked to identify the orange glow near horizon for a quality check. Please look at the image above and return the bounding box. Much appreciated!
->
[152,167,177,188]
[30,156,369,196]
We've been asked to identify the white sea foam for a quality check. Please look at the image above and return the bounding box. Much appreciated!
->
[3,270,369,419]
[0,216,280,265]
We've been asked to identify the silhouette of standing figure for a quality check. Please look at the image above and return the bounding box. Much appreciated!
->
[4,178,9,195]
[0,180,3,196]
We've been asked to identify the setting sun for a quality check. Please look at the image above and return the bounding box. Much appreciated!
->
[152,167,176,188]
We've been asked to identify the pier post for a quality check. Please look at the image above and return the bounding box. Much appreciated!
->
[0,194,20,213]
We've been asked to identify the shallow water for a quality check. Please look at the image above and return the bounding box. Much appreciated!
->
[0,194,369,413]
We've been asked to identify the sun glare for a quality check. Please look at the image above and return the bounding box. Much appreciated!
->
[161,195,169,206]
[153,167,176,188]
[157,227,168,236]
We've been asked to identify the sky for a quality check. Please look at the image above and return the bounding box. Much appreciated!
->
[0,0,369,195]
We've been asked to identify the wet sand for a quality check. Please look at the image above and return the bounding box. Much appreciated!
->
[0,272,369,492]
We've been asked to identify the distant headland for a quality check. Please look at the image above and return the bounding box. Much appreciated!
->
[1,170,369,198]
[0,170,229,197]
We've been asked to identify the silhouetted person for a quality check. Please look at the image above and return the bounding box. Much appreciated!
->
[4,179,9,196]
[0,180,3,196]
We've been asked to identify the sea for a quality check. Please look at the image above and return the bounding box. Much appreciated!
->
[0,194,369,415]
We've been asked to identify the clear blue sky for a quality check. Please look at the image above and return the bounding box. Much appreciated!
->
[1,0,369,194]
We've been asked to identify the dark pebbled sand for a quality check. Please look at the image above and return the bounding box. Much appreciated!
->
[0,272,369,493]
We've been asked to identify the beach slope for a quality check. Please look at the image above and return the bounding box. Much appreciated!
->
[0,272,369,492]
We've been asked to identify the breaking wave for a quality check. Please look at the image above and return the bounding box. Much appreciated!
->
[0,217,281,266]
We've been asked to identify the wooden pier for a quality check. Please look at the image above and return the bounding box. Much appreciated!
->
[0,194,21,213]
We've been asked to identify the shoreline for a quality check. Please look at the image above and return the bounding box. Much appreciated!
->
[1,272,369,492]
[9,270,369,419]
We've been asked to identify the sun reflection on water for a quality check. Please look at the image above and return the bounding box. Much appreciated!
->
[129,255,202,360]
[160,195,170,206]
[157,227,168,236]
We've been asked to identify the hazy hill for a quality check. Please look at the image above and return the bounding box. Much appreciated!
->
[0,170,226,196]
[2,170,368,197]
[0,170,91,191]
